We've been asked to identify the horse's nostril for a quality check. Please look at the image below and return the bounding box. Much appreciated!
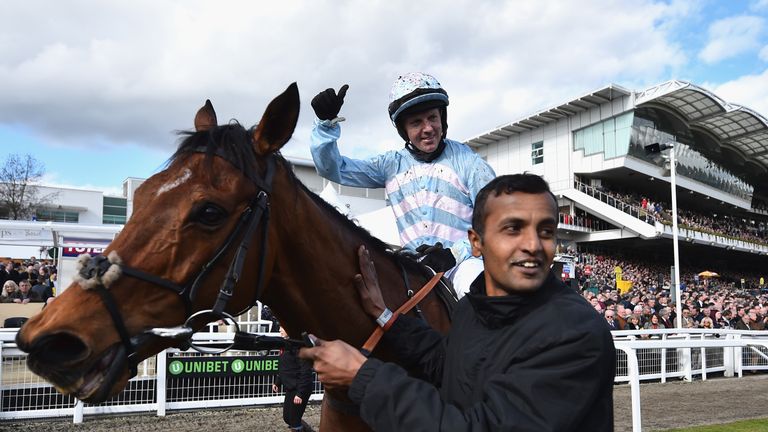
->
[29,333,89,366]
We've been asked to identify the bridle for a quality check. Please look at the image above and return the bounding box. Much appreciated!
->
[76,146,279,375]
[76,144,453,378]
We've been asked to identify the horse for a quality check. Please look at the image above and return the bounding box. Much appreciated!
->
[15,83,453,431]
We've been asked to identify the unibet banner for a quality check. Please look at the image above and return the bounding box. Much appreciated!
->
[167,355,280,378]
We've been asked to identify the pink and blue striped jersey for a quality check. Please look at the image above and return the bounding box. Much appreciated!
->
[311,120,496,263]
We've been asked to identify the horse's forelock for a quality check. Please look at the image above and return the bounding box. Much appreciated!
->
[170,123,259,179]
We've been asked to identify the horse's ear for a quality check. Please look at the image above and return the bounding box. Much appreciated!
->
[194,100,218,132]
[252,83,300,155]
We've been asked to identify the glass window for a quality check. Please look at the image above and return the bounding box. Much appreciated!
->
[36,210,79,223]
[103,196,127,219]
[103,214,127,224]
[531,141,544,165]
[572,112,634,159]
[628,109,754,201]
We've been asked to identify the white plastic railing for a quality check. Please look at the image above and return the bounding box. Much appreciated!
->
[1,327,767,426]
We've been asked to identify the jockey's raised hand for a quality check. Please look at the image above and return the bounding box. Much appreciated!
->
[311,84,349,121]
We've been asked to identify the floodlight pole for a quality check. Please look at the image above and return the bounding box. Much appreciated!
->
[666,144,683,329]
[646,142,683,328]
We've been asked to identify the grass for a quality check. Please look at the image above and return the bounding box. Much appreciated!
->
[659,418,768,432]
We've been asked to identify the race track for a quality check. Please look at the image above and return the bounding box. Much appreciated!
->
[8,374,768,431]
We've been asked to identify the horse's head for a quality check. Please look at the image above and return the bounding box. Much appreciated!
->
[15,83,300,403]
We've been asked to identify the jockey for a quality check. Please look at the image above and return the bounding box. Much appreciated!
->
[309,72,496,297]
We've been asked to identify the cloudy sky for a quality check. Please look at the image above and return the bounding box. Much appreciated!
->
[1,0,767,195]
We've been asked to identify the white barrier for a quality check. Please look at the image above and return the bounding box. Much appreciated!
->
[1,327,767,426]
[614,333,768,432]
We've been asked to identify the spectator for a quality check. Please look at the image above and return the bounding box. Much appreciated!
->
[615,304,628,329]
[643,314,666,331]
[272,326,315,432]
[747,311,765,331]
[31,279,54,304]
[604,310,620,330]
[658,307,674,329]
[8,263,20,284]
[1,280,19,303]
[10,280,42,304]
[734,313,756,331]
[647,298,658,314]
[624,314,642,330]
[714,310,730,329]
[0,262,8,287]
[632,305,646,326]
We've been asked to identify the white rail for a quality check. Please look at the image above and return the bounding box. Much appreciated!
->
[1,328,767,427]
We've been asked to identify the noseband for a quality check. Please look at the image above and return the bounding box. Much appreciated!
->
[76,148,278,375]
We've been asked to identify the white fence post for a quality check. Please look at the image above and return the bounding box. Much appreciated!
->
[724,334,735,377]
[157,350,167,417]
[660,334,667,383]
[683,334,693,381]
[616,345,642,432]
[74,399,83,424]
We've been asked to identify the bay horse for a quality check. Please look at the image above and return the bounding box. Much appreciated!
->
[15,83,452,431]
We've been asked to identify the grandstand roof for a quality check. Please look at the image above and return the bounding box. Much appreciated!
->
[635,80,768,187]
[464,84,632,148]
[465,84,632,147]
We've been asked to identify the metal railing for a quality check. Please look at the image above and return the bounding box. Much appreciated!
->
[573,180,658,225]
[558,213,613,231]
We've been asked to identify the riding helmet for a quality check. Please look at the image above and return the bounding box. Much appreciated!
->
[387,72,449,141]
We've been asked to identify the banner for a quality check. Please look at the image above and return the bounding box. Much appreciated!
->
[167,355,280,379]
[617,280,633,295]
[62,247,105,257]
[0,228,46,243]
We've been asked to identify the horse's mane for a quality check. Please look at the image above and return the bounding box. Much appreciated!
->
[169,123,427,276]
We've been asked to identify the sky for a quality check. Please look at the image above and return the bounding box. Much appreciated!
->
[1,0,767,196]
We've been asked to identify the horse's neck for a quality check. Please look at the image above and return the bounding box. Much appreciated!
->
[264,183,422,341]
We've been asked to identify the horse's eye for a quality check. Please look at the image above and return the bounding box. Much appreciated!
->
[195,203,227,226]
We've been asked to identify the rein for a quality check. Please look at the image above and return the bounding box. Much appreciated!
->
[360,271,443,355]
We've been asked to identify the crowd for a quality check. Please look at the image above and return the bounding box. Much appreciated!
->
[575,179,768,246]
[677,209,768,245]
[569,251,768,331]
[0,257,57,305]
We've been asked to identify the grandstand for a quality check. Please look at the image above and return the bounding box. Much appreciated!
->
[465,80,768,292]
